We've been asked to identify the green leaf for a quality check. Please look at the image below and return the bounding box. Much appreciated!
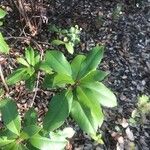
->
[25,47,35,66]
[49,24,60,33]
[78,45,104,79]
[59,127,75,139]
[5,143,28,150]
[53,73,74,87]
[138,95,149,107]
[26,67,35,76]
[52,40,64,45]
[25,74,36,90]
[21,125,41,140]
[25,143,38,150]
[71,55,86,80]
[45,50,72,76]
[6,68,27,85]
[0,136,14,147]
[0,99,21,136]
[76,86,104,131]
[34,53,40,65]
[0,32,10,54]
[65,42,74,54]
[81,82,117,107]
[23,108,37,127]
[43,90,73,131]
[17,58,30,67]
[0,8,7,19]
[11,144,25,150]
[29,134,67,150]
[39,62,53,74]
[0,21,3,26]
[3,142,16,150]
[71,100,103,136]
[43,74,55,89]
[0,129,18,139]
[80,70,109,83]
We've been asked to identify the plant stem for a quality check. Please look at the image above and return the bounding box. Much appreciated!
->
[0,64,9,92]
[29,40,44,107]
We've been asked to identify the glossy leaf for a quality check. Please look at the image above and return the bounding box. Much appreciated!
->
[49,127,74,147]
[43,74,55,89]
[29,134,67,150]
[71,100,102,136]
[0,99,21,135]
[21,125,41,140]
[53,73,74,87]
[81,82,117,107]
[39,62,53,74]
[17,58,29,67]
[78,45,104,79]
[5,142,28,150]
[0,136,14,147]
[76,86,104,130]
[6,68,27,85]
[45,50,72,76]
[52,40,64,45]
[80,70,109,83]
[34,53,40,65]
[71,55,86,80]
[65,42,74,54]
[24,108,37,126]
[11,143,25,150]
[25,74,36,90]
[0,33,10,54]
[25,47,35,66]
[0,129,18,139]
[26,67,35,76]
[43,90,73,131]
[3,142,16,150]
[61,127,75,138]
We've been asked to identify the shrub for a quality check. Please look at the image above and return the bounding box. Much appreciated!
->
[0,98,74,150]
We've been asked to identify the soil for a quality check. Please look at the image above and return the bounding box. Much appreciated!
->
[0,0,150,150]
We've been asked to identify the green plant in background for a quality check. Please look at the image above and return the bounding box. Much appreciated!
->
[129,95,150,126]
[6,46,52,90]
[112,3,122,21]
[0,88,5,98]
[43,45,117,142]
[0,33,9,54]
[0,8,6,26]
[50,25,81,54]
[0,8,9,54]
[6,47,40,90]
[0,98,74,150]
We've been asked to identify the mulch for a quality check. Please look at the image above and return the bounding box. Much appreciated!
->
[0,0,150,149]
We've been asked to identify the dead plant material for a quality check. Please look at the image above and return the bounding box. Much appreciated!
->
[9,0,48,36]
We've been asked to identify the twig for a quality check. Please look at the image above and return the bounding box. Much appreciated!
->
[5,36,30,40]
[29,40,44,107]
[5,36,51,47]
[0,65,9,92]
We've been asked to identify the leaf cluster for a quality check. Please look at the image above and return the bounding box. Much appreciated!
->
[50,25,81,54]
[129,95,150,126]
[42,45,117,141]
[6,45,117,144]
[0,99,74,150]
[7,47,52,90]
